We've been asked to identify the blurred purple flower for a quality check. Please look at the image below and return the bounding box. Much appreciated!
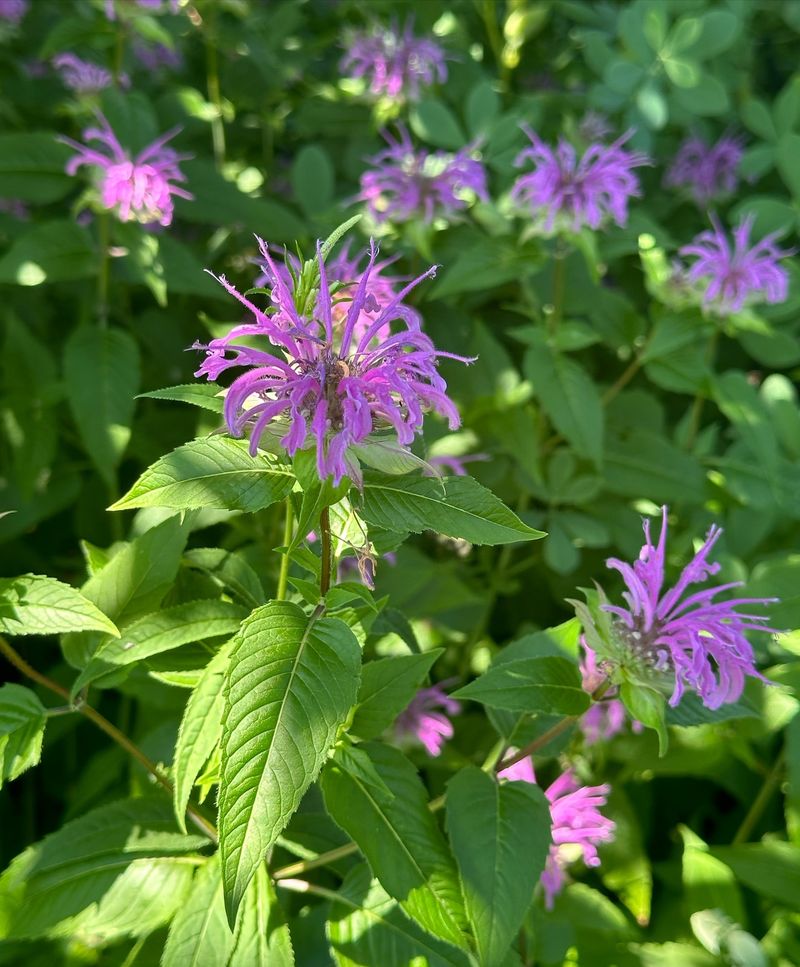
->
[604,506,776,710]
[577,111,612,143]
[511,126,650,233]
[105,0,180,17]
[578,644,642,745]
[60,114,192,227]
[665,132,743,204]
[679,214,792,315]
[194,239,469,486]
[53,53,127,94]
[132,40,183,71]
[499,758,615,908]
[395,682,460,756]
[359,126,488,224]
[0,198,30,220]
[341,18,446,101]
[0,0,27,24]
[424,452,489,476]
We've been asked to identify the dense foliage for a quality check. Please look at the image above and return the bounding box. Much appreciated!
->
[1,1,800,965]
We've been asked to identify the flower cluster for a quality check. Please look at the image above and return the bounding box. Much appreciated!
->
[0,0,26,23]
[499,758,615,908]
[52,53,124,94]
[395,683,461,756]
[678,214,792,315]
[604,507,775,709]
[60,115,192,227]
[194,239,468,485]
[511,126,650,234]
[341,19,447,101]
[665,132,743,205]
[359,126,488,225]
[132,40,183,72]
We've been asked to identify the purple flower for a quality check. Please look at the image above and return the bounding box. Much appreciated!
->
[604,507,776,710]
[0,198,30,220]
[341,19,446,101]
[359,126,488,224]
[578,644,642,745]
[498,758,615,909]
[0,0,27,23]
[60,114,192,227]
[665,133,743,205]
[577,111,613,143]
[105,0,180,17]
[511,126,650,234]
[424,452,489,477]
[132,40,183,71]
[52,54,126,94]
[679,214,792,315]
[194,239,469,486]
[395,683,460,756]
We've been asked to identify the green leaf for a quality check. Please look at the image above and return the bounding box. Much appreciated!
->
[775,133,800,201]
[327,864,471,967]
[453,657,589,715]
[636,82,668,129]
[447,766,551,967]
[321,742,468,949]
[680,827,745,924]
[620,683,668,756]
[690,10,740,59]
[0,220,95,285]
[219,601,361,923]
[708,842,800,907]
[162,856,235,967]
[361,474,544,545]
[64,327,140,487]
[604,430,705,502]
[229,864,295,966]
[184,548,266,610]
[351,650,443,740]
[0,684,46,788]
[139,382,224,413]
[466,81,501,138]
[0,797,207,940]
[290,144,335,217]
[0,133,73,203]
[0,574,119,637]
[111,436,295,513]
[410,100,465,150]
[524,339,604,465]
[673,72,728,116]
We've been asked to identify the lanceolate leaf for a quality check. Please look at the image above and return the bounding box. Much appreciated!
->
[219,601,361,924]
[229,864,295,966]
[446,767,551,967]
[453,656,590,715]
[321,742,469,950]
[111,436,295,513]
[139,383,225,413]
[0,684,46,788]
[0,574,119,637]
[361,474,544,545]
[162,857,234,967]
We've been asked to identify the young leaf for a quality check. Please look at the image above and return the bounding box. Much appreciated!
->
[321,742,468,950]
[219,601,361,924]
[453,657,590,715]
[139,383,224,413]
[0,574,119,637]
[162,856,234,967]
[229,864,295,966]
[361,474,545,545]
[111,436,295,513]
[620,682,668,756]
[447,766,551,967]
[0,684,46,788]
[350,650,444,740]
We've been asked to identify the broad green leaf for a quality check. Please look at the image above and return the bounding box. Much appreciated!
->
[0,684,46,788]
[174,642,232,834]
[64,327,140,487]
[139,383,225,413]
[327,864,471,967]
[184,548,266,609]
[453,657,589,715]
[604,430,705,502]
[351,650,443,740]
[620,682,667,756]
[162,856,234,967]
[775,133,800,201]
[321,742,468,949]
[0,133,73,202]
[219,601,361,923]
[111,437,295,513]
[0,797,207,940]
[708,842,800,906]
[447,766,551,967]
[361,474,544,545]
[466,81,501,137]
[290,144,335,217]
[666,693,758,727]
[410,100,465,150]
[524,340,604,465]
[0,574,119,637]
[0,220,95,285]
[690,9,740,59]
[228,864,294,966]
[680,827,745,925]
[673,72,728,116]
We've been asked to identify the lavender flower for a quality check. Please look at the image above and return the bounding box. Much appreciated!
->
[511,126,650,234]
[499,757,615,908]
[679,214,792,315]
[105,0,180,17]
[425,452,489,477]
[60,114,191,227]
[665,133,743,205]
[359,126,488,225]
[577,111,613,143]
[395,683,460,756]
[604,507,775,710]
[53,54,126,94]
[0,0,27,23]
[341,19,447,101]
[194,239,468,486]
[132,40,183,72]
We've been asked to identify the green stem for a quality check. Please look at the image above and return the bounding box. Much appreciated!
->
[480,0,508,87]
[273,842,358,880]
[602,353,643,405]
[276,498,293,602]
[275,878,344,903]
[732,747,785,845]
[113,27,125,86]
[205,12,226,170]
[320,506,332,597]
[495,716,578,772]
[685,325,721,449]
[549,250,567,338]
[97,212,110,328]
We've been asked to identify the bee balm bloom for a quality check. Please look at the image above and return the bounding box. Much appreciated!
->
[194,239,468,486]
[395,683,460,756]
[52,53,123,94]
[60,115,191,227]
[665,132,744,205]
[0,0,27,23]
[341,19,446,101]
[511,126,650,234]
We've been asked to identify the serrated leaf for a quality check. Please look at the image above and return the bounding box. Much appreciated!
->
[162,856,234,966]
[139,383,225,413]
[453,657,589,715]
[0,684,46,788]
[64,327,140,487]
[0,574,119,637]
[447,766,551,967]
[229,864,294,966]
[321,742,468,950]
[361,474,544,545]
[219,601,361,923]
[111,437,295,513]
[351,650,443,740]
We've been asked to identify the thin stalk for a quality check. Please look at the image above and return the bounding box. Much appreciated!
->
[549,250,567,338]
[602,353,643,405]
[97,212,110,328]
[276,497,294,602]
[320,506,332,597]
[685,325,721,449]
[275,878,344,903]
[479,0,508,88]
[0,636,218,843]
[205,11,226,169]
[273,842,358,880]
[495,716,578,772]
[113,27,125,86]
[732,747,785,845]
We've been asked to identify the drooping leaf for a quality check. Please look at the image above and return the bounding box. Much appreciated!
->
[453,657,589,715]
[0,684,46,788]
[0,574,119,637]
